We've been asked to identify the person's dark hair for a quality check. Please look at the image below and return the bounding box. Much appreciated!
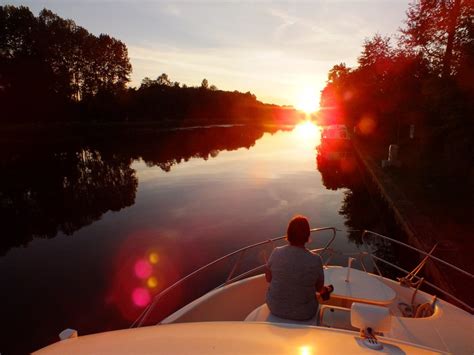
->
[286,215,310,245]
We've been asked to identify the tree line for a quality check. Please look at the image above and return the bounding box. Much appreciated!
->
[0,5,131,120]
[0,5,298,125]
[319,0,473,184]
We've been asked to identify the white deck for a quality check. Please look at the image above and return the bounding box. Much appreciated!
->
[160,271,474,354]
[33,259,473,354]
[35,321,444,354]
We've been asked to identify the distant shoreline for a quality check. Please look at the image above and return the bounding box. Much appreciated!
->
[0,121,298,153]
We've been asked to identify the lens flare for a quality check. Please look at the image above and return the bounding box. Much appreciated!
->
[132,287,151,307]
[147,276,158,288]
[149,252,159,264]
[295,87,319,114]
[358,116,376,135]
[134,259,152,279]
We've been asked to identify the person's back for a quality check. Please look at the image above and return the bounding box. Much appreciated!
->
[266,245,324,320]
[265,215,325,321]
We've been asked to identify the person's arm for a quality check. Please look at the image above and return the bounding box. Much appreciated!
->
[265,249,275,283]
[265,267,272,282]
[315,256,325,292]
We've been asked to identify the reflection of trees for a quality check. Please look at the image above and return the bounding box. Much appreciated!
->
[0,124,285,254]
[316,143,360,190]
[135,126,269,171]
[99,125,282,172]
[0,147,137,255]
[339,188,374,246]
[338,176,414,277]
[314,141,412,275]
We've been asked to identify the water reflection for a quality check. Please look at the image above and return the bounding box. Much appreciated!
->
[316,142,358,191]
[0,122,409,354]
[315,138,403,251]
[0,125,286,255]
[0,148,137,255]
[315,137,422,283]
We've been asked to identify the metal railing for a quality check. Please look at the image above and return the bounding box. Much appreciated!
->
[360,230,473,313]
[315,230,473,313]
[131,227,336,328]
[131,227,473,328]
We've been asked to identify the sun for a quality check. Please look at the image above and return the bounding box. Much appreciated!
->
[295,87,319,114]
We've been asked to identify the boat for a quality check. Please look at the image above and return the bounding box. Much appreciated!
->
[320,124,351,149]
[34,228,473,354]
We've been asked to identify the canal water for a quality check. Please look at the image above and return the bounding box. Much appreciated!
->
[0,122,404,354]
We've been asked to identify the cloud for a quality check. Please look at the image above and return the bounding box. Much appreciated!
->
[162,3,181,17]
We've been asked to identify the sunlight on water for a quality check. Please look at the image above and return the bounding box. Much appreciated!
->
[292,121,321,148]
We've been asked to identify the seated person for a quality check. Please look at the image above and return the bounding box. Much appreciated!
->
[265,215,325,321]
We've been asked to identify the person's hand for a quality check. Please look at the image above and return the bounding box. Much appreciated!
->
[319,284,334,301]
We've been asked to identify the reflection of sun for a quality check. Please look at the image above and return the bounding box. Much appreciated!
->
[293,120,320,147]
[295,87,319,114]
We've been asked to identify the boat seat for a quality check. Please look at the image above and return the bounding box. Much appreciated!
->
[319,305,357,331]
[244,304,318,326]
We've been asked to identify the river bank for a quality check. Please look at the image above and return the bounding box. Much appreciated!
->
[352,138,473,309]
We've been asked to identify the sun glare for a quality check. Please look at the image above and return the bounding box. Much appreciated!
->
[295,87,319,114]
[293,120,320,147]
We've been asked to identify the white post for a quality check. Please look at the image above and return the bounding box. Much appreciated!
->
[345,257,355,282]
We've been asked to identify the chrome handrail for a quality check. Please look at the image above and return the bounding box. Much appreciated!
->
[131,227,336,328]
[361,230,473,313]
[362,230,473,279]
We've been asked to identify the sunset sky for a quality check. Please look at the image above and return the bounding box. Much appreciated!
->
[4,0,410,106]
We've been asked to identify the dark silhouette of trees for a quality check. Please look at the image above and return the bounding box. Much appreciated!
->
[156,73,172,86]
[128,72,299,125]
[0,5,131,121]
[401,0,471,76]
[319,0,473,186]
[0,5,298,125]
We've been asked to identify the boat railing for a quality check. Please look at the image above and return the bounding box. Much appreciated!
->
[363,230,473,313]
[131,227,337,328]
[321,229,473,313]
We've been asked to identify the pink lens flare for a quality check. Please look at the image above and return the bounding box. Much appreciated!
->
[132,287,151,307]
[134,259,152,279]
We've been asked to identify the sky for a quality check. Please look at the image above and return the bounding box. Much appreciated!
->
[3,0,410,106]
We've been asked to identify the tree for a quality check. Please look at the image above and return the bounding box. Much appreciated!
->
[401,0,473,76]
[201,78,209,89]
[140,77,154,88]
[157,73,171,86]
[327,63,350,84]
[209,84,217,91]
[358,34,393,73]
